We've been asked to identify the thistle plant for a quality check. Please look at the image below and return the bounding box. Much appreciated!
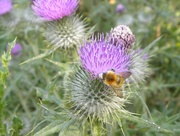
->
[32,0,88,49]
[62,32,167,135]
[0,1,179,136]
[67,35,132,122]
[22,0,93,64]
[32,26,171,135]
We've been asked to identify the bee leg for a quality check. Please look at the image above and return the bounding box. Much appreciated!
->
[117,91,123,98]
[114,89,123,98]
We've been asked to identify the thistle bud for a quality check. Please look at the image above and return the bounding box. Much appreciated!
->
[44,16,87,48]
[116,4,126,13]
[109,25,135,49]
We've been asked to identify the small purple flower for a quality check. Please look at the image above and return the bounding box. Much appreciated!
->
[109,25,135,49]
[0,0,12,15]
[116,4,125,13]
[78,35,131,77]
[32,0,79,21]
[10,43,22,56]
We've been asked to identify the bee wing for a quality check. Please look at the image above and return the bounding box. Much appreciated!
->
[119,71,131,79]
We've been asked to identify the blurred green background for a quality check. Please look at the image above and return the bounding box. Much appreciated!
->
[0,0,179,135]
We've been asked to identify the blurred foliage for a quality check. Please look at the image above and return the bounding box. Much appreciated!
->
[0,39,16,135]
[0,0,179,136]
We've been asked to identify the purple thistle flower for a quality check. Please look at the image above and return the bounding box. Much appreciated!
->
[116,4,125,13]
[32,0,79,21]
[78,35,131,77]
[109,25,135,49]
[10,43,22,56]
[0,0,12,15]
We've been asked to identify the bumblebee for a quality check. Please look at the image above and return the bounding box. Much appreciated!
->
[99,69,131,97]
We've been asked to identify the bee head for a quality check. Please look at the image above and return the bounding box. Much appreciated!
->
[99,72,106,80]
[99,69,116,80]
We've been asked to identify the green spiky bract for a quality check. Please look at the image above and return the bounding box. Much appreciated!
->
[44,15,89,48]
[127,36,162,86]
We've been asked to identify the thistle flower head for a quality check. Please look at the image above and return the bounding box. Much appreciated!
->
[12,43,22,56]
[78,35,131,78]
[109,25,135,49]
[0,0,12,15]
[44,16,87,48]
[65,66,127,122]
[6,43,22,56]
[116,4,125,13]
[32,0,79,21]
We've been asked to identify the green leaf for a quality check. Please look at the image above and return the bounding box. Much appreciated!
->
[0,38,16,136]
[36,87,62,106]
[20,46,59,65]
[45,59,68,69]
[142,36,162,54]
[117,110,172,134]
[33,119,76,136]
[1,38,16,66]
[9,116,23,136]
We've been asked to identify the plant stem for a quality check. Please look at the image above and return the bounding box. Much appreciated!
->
[0,39,16,135]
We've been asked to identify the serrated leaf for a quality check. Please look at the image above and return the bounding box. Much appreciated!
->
[2,38,16,65]
[36,87,62,106]
[0,38,16,135]
[117,111,172,134]
[33,119,76,136]
[20,46,59,65]
[45,59,68,69]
